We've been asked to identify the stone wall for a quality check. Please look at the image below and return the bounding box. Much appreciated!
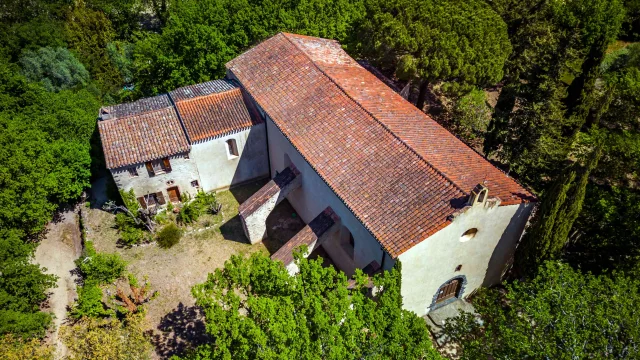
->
[110,152,202,202]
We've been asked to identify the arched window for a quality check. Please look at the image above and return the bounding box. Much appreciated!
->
[435,278,462,304]
[226,139,239,157]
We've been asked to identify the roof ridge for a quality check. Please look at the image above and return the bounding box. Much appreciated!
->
[99,104,175,122]
[171,87,241,104]
[282,33,468,196]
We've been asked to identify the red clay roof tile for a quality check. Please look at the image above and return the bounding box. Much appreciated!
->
[227,33,535,258]
[98,95,190,169]
[170,81,262,142]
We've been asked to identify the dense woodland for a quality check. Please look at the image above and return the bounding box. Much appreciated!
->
[1,0,639,358]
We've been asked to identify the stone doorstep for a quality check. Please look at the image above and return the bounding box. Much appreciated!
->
[425,298,476,347]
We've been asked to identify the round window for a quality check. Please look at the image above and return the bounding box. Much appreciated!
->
[460,228,478,242]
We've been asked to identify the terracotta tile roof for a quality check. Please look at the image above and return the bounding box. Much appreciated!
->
[100,95,172,120]
[170,80,262,142]
[271,207,339,266]
[98,95,190,169]
[287,35,533,206]
[227,33,535,258]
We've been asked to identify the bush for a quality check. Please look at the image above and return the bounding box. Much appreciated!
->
[70,281,114,319]
[113,190,148,246]
[156,223,182,248]
[75,242,126,284]
[452,89,492,141]
[115,213,146,246]
[0,334,53,360]
[60,314,153,360]
[177,191,218,224]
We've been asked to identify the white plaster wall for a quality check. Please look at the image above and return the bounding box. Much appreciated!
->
[265,118,395,274]
[111,152,202,202]
[190,124,269,192]
[398,201,534,316]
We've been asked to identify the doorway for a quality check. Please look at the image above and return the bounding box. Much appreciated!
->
[435,278,462,304]
[166,186,181,203]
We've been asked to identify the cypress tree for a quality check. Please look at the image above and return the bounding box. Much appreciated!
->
[516,135,604,274]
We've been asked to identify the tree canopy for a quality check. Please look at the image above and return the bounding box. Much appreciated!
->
[187,251,442,360]
[354,0,510,108]
[443,261,640,359]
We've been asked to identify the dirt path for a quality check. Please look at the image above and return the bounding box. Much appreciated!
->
[34,208,82,360]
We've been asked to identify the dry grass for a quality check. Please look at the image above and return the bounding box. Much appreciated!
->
[84,182,273,357]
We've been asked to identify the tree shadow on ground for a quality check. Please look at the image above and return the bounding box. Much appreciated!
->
[151,302,211,359]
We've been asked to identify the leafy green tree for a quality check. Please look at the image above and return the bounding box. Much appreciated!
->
[65,3,123,93]
[562,0,625,130]
[0,16,67,62]
[563,44,640,273]
[0,230,57,338]
[355,0,511,110]
[187,251,442,359]
[516,133,603,272]
[451,89,492,141]
[19,47,90,92]
[622,0,640,40]
[133,0,365,94]
[0,59,99,236]
[442,261,640,359]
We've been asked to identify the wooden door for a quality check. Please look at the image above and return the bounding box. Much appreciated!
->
[167,187,181,203]
[435,279,461,303]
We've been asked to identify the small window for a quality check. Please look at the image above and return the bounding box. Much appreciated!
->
[477,189,487,203]
[184,153,190,160]
[145,158,171,175]
[226,139,239,158]
[191,180,199,188]
[166,180,175,186]
[137,193,159,209]
[460,228,478,242]
[127,167,138,177]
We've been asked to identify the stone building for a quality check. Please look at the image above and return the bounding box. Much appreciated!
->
[98,33,536,316]
[98,80,269,208]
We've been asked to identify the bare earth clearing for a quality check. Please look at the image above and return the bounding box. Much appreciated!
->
[85,179,304,358]
[34,208,82,360]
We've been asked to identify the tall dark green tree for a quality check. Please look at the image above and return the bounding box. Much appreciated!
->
[355,0,511,110]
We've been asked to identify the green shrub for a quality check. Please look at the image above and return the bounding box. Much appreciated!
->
[156,223,182,248]
[452,88,492,140]
[76,242,126,284]
[177,191,218,224]
[115,213,146,245]
[113,190,147,245]
[70,281,114,319]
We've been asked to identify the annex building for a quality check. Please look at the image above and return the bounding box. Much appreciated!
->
[98,33,536,316]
